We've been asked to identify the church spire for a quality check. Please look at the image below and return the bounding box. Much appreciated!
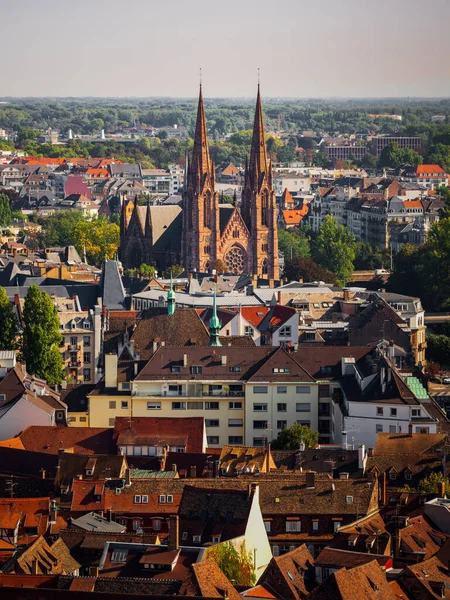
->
[167,270,176,315]
[209,287,222,347]
[249,84,268,188]
[190,84,211,189]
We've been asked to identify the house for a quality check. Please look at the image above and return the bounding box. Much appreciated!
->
[279,207,309,230]
[0,498,58,545]
[398,515,448,562]
[7,425,115,455]
[398,555,450,599]
[257,544,315,599]
[55,451,128,494]
[179,558,241,600]
[218,445,277,476]
[4,536,80,576]
[314,547,392,584]
[403,164,448,190]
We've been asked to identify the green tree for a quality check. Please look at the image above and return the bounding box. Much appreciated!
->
[427,144,450,171]
[163,264,183,278]
[72,217,120,266]
[22,285,64,385]
[271,422,319,450]
[0,287,20,350]
[37,210,86,247]
[0,193,12,226]
[283,256,336,284]
[207,541,256,586]
[426,334,450,368]
[378,142,423,168]
[137,263,156,279]
[418,472,450,496]
[278,228,311,260]
[311,216,356,285]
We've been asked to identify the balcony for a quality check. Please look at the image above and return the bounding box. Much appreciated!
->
[69,361,82,368]
[134,390,245,399]
[67,344,81,352]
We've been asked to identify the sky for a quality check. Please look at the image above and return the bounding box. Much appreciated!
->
[2,0,450,98]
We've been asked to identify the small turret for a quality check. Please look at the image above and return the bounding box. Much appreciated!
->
[167,271,176,315]
[209,287,222,347]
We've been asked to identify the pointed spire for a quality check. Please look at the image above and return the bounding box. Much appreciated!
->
[190,84,211,188]
[167,270,176,315]
[249,83,268,185]
[209,286,222,347]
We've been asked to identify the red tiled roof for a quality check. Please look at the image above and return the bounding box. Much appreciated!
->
[281,188,295,204]
[416,164,446,176]
[282,207,308,224]
[241,307,269,328]
[243,585,277,599]
[114,417,205,453]
[17,426,115,455]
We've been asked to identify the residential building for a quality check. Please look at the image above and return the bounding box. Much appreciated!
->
[402,164,448,190]
[371,136,422,155]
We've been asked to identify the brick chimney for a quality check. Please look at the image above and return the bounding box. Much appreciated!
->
[124,468,131,487]
[438,480,446,498]
[190,465,197,479]
[168,515,179,549]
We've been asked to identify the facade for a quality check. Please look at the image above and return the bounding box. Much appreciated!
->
[371,136,422,155]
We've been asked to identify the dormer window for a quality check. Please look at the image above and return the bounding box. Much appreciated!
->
[171,366,181,373]
[193,535,201,543]
[191,366,202,374]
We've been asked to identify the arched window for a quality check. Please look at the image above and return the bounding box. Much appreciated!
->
[262,258,268,275]
[203,192,211,228]
[261,190,269,226]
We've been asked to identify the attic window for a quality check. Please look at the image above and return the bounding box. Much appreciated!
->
[346,496,353,504]
[172,366,181,373]
[111,548,129,563]
[273,368,290,374]
[287,571,294,581]
[405,473,412,481]
[191,366,202,374]
[230,366,241,372]
[193,535,201,543]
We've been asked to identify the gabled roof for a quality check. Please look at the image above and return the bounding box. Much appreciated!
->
[179,558,241,600]
[400,515,448,560]
[259,544,314,600]
[374,433,446,455]
[282,206,308,225]
[16,426,115,455]
[99,260,126,310]
[248,347,315,383]
[258,304,296,332]
[241,306,270,328]
[281,188,295,204]
[114,417,205,453]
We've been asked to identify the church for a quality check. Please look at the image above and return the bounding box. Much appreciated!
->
[119,85,279,279]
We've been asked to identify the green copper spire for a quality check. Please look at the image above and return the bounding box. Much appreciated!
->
[167,271,176,315]
[209,286,222,346]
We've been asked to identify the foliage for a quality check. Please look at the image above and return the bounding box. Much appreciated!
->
[428,144,450,172]
[22,285,64,385]
[211,259,226,273]
[207,541,256,586]
[378,142,423,168]
[283,256,336,284]
[0,287,20,350]
[72,217,120,266]
[311,216,356,285]
[163,264,183,278]
[426,334,450,368]
[417,472,450,496]
[126,263,157,279]
[278,228,311,260]
[0,193,12,227]
[37,210,86,247]
[354,242,390,270]
[271,422,319,450]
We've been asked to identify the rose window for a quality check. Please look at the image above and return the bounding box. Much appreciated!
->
[224,246,246,273]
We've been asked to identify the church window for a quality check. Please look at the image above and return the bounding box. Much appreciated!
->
[233,228,240,239]
[225,246,246,274]
[204,245,211,254]
[203,192,212,228]
[261,190,269,226]
[262,259,268,275]
[262,243,268,252]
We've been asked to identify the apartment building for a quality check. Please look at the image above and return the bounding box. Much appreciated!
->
[323,145,368,163]
[402,164,448,190]
[371,136,422,156]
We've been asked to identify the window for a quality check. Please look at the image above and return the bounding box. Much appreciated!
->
[207,436,219,445]
[230,366,241,372]
[83,369,91,381]
[253,403,268,412]
[296,386,311,394]
[147,402,161,410]
[390,408,397,416]
[187,401,203,409]
[412,408,421,417]
[171,366,181,373]
[134,495,141,504]
[346,496,353,504]
[83,336,90,346]
[229,436,243,444]
[297,420,310,427]
[277,403,287,412]
[193,535,201,543]
[253,437,266,447]
[253,420,268,429]
[167,495,173,503]
[172,402,186,410]
[229,401,242,410]
[153,519,161,531]
[182,532,188,541]
[377,407,384,416]
[205,419,219,427]
[190,366,202,374]
[159,495,166,503]
[277,386,287,394]
[334,521,341,532]
[277,420,287,429]
[264,521,271,533]
[279,326,291,337]
[389,472,397,480]
[405,472,412,481]
[121,382,131,390]
[253,386,268,394]
[109,401,116,409]
[142,495,148,503]
[109,418,115,427]
[318,385,330,398]
[296,403,311,412]
[376,424,383,433]
[389,425,396,433]
[83,352,91,363]
[286,521,301,532]
[121,401,129,409]
[228,419,243,427]
[273,368,290,374]
[312,520,319,531]
[273,545,280,556]
[205,401,219,410]
[83,322,91,330]
[79,417,87,423]
[245,326,254,337]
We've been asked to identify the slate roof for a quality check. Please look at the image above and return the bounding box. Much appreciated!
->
[99,260,126,310]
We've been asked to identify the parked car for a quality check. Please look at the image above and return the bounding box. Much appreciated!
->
[430,376,442,383]
[443,376,450,385]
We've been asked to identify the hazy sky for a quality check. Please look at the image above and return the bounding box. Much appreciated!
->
[3,0,450,97]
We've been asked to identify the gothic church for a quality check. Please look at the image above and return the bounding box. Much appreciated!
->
[120,86,279,279]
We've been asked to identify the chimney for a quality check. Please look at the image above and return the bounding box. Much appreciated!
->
[368,447,374,458]
[305,472,315,489]
[358,444,366,471]
[343,288,351,301]
[190,465,197,479]
[215,460,220,478]
[221,355,227,366]
[438,480,446,498]
[106,508,112,522]
[105,354,118,389]
[183,354,188,367]
[207,460,213,478]
[40,468,46,479]
[125,468,132,487]
[168,515,179,549]
[31,559,38,575]
[277,291,282,304]
[172,463,177,473]
[134,361,138,376]
[89,566,99,577]
[104,468,111,480]
[152,340,158,353]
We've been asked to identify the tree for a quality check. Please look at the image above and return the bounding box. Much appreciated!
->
[271,423,319,450]
[0,193,12,227]
[207,541,256,586]
[354,242,390,270]
[22,285,64,385]
[283,256,336,284]
[378,142,423,168]
[418,472,450,496]
[137,263,156,279]
[311,216,356,285]
[427,144,450,171]
[37,210,86,247]
[163,264,183,278]
[426,334,450,368]
[72,217,120,266]
[211,259,226,273]
[278,228,311,260]
[0,287,20,350]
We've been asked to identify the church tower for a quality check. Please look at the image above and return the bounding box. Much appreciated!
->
[242,85,279,280]
[182,85,220,273]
